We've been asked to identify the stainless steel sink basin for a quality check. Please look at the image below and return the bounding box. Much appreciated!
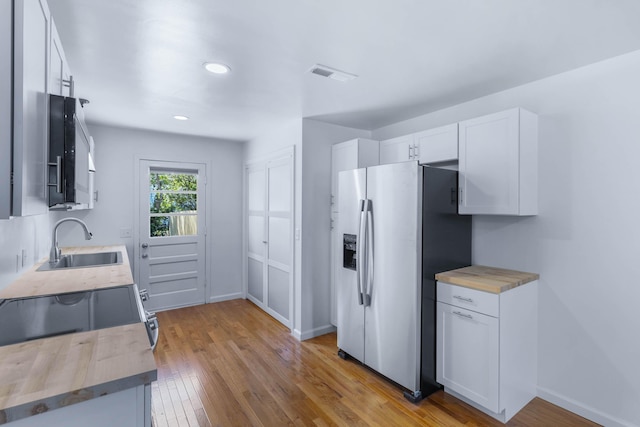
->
[37,251,122,271]
[0,285,144,347]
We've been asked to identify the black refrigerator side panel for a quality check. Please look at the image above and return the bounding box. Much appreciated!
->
[420,167,472,396]
[48,95,65,207]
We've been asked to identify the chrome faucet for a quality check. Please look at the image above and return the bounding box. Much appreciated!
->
[50,218,93,263]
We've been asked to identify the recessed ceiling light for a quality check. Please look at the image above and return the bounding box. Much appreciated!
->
[204,62,230,74]
[173,115,189,121]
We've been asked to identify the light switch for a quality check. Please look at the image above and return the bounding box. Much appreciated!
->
[120,228,132,238]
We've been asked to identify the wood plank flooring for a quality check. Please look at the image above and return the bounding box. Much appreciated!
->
[151,299,598,427]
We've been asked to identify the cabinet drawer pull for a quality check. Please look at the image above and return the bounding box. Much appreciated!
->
[453,295,474,303]
[453,311,473,320]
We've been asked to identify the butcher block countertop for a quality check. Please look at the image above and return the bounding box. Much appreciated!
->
[0,245,134,299]
[0,245,157,424]
[435,265,539,294]
[0,324,156,423]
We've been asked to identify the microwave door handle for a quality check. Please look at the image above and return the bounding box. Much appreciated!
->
[357,199,366,305]
[48,156,63,193]
[56,156,62,193]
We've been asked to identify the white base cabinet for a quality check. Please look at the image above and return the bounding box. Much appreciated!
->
[330,138,378,325]
[436,280,538,423]
[5,384,152,427]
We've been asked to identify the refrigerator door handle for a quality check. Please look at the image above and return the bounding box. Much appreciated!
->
[357,199,366,305]
[365,199,373,306]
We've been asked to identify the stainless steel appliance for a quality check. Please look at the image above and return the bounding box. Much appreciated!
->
[48,94,95,209]
[0,284,159,351]
[337,162,471,402]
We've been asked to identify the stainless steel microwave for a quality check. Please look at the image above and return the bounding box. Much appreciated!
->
[48,94,94,209]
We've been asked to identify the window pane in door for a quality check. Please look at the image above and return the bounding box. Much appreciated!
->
[150,214,197,237]
[150,193,197,213]
[149,169,198,237]
[150,172,197,191]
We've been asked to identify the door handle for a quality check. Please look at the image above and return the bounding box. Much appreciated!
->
[141,243,148,249]
[356,199,366,305]
[364,200,373,307]
[141,253,148,259]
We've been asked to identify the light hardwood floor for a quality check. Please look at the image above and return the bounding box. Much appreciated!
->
[151,299,598,426]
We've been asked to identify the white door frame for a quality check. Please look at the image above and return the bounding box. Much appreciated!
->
[243,146,295,330]
[134,155,212,304]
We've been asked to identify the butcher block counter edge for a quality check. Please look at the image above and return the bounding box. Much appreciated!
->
[0,245,134,299]
[0,323,157,424]
[435,265,539,294]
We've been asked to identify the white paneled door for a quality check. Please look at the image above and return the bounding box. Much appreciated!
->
[137,160,207,311]
[246,149,294,329]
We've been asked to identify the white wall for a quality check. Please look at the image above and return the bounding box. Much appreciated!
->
[244,119,303,333]
[244,119,370,339]
[55,124,244,303]
[299,119,370,338]
[0,213,51,290]
[372,50,640,427]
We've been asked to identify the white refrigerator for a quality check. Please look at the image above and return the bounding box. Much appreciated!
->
[337,161,471,402]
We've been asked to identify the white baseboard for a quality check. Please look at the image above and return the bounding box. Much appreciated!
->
[295,324,336,341]
[537,386,636,427]
[208,292,244,304]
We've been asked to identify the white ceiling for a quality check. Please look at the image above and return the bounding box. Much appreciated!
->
[48,0,640,143]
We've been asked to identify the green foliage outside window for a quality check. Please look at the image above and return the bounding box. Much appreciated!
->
[150,172,198,237]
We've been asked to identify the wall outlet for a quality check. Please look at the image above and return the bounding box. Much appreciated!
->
[120,228,132,238]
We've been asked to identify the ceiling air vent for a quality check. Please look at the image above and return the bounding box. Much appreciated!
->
[308,64,357,82]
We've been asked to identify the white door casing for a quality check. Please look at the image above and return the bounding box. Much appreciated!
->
[136,159,207,311]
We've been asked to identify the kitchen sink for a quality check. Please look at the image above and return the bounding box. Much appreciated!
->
[36,251,122,271]
[0,285,145,347]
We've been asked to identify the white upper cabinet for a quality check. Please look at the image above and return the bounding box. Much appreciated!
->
[379,134,414,165]
[49,19,71,97]
[11,0,52,217]
[458,108,538,216]
[330,138,378,212]
[1,1,12,219]
[379,123,458,165]
[414,123,458,164]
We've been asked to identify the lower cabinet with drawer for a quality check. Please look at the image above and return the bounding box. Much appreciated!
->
[436,280,538,423]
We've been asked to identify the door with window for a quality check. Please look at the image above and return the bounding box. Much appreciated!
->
[137,160,206,311]
[246,150,294,328]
